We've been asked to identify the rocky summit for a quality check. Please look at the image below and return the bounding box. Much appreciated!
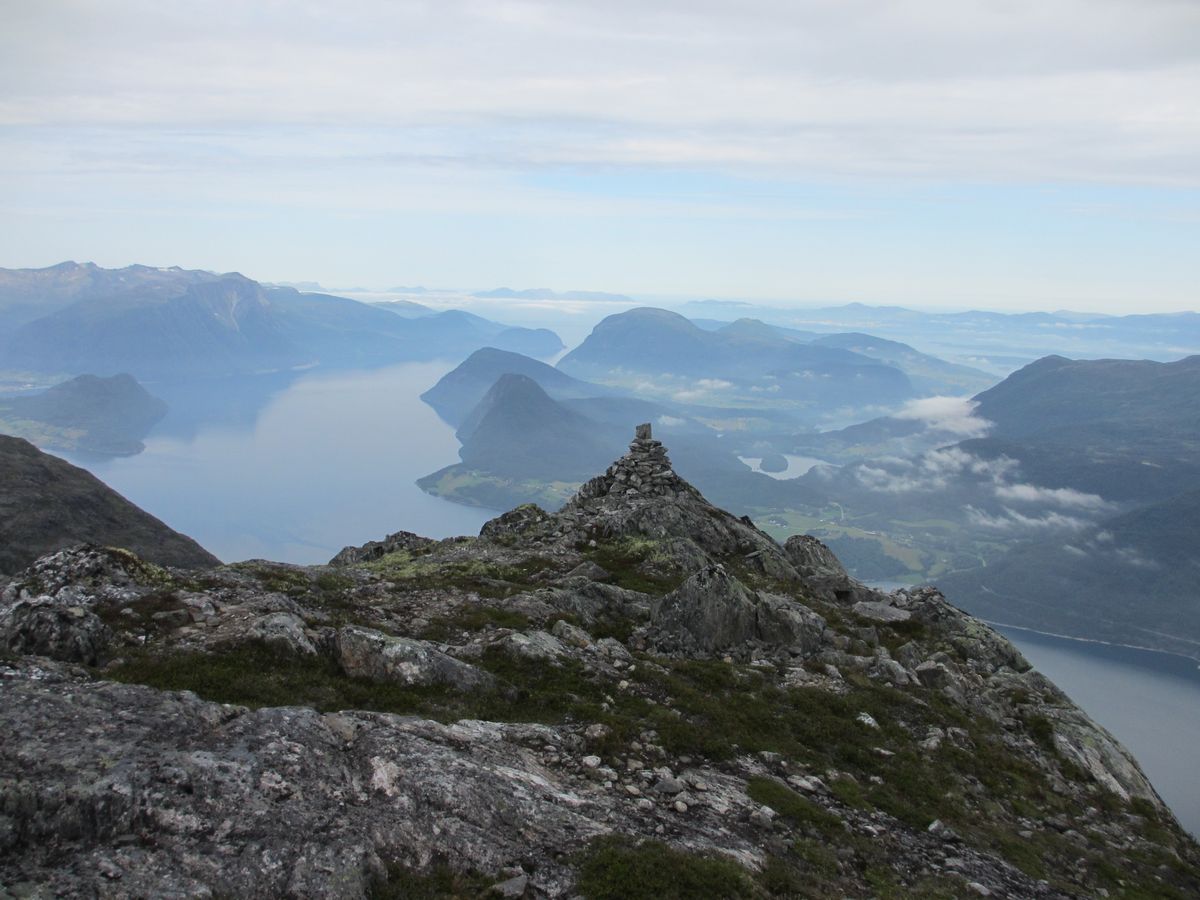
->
[2,425,1198,899]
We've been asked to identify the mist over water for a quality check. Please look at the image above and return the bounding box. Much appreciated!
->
[999,627,1200,837]
[68,362,494,564]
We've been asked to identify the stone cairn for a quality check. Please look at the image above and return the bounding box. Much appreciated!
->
[573,423,694,503]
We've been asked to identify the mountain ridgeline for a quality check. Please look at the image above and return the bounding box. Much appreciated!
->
[0,373,167,456]
[1,425,1197,897]
[557,308,917,417]
[0,262,563,379]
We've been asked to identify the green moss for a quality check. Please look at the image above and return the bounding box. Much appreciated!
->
[371,863,494,899]
[575,836,756,900]
[421,606,532,641]
[746,777,843,836]
[585,537,684,594]
[367,554,556,599]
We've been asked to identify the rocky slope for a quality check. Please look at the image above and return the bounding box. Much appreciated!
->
[1,426,1197,898]
[0,435,219,575]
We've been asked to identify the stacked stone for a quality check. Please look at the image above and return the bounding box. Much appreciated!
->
[598,422,686,499]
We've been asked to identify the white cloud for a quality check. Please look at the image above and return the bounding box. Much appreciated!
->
[893,396,992,438]
[994,482,1109,509]
[2,1,1199,184]
[965,506,1090,531]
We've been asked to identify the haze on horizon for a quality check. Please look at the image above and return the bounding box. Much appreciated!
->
[2,0,1198,315]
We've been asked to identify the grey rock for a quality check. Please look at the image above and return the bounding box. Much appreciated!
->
[851,600,912,623]
[329,529,435,567]
[248,611,317,656]
[335,626,496,691]
[0,595,110,665]
[648,566,824,659]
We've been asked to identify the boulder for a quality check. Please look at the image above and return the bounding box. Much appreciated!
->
[335,626,496,691]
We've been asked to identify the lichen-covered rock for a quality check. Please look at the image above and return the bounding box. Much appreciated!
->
[329,529,436,566]
[334,625,496,691]
[648,565,825,659]
[479,504,551,541]
[0,595,111,664]
[248,611,318,656]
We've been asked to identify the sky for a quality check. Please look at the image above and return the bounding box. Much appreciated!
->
[1,0,1198,313]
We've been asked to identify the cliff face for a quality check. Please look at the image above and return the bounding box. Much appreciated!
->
[1,426,1197,898]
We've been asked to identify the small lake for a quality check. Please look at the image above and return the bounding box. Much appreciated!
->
[998,626,1200,837]
[738,454,832,479]
[69,362,494,564]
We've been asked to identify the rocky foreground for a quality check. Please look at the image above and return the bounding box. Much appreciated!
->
[2,427,1198,898]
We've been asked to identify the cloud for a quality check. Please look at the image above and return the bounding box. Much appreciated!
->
[965,506,1090,531]
[994,482,1109,509]
[2,1,1199,185]
[852,445,1017,492]
[893,396,992,438]
[656,415,685,427]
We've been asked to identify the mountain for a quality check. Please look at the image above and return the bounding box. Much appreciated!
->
[0,373,167,456]
[939,489,1200,659]
[419,374,626,508]
[972,354,1200,449]
[0,435,218,574]
[677,300,1200,371]
[371,298,434,317]
[557,308,913,417]
[421,347,609,426]
[2,427,1196,897]
[810,332,996,395]
[456,375,621,479]
[0,263,563,378]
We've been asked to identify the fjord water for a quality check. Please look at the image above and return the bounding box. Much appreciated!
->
[67,362,1199,836]
[999,626,1200,837]
[68,362,493,564]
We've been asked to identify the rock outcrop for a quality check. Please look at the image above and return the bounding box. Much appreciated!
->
[1,426,1197,899]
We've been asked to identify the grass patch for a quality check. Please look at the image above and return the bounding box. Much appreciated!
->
[746,777,843,836]
[585,537,684,595]
[420,606,532,641]
[575,836,756,900]
[371,863,494,899]
[367,553,556,599]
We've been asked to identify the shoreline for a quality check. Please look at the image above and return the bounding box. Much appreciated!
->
[989,620,1200,670]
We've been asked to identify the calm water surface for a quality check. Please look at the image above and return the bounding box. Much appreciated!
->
[68,364,1200,836]
[70,362,493,563]
[999,626,1200,837]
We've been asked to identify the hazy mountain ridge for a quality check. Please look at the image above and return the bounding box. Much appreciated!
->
[557,307,916,421]
[0,373,167,456]
[0,263,563,379]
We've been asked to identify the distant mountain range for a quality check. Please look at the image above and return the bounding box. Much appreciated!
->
[0,374,166,456]
[679,299,1200,371]
[0,263,563,379]
[939,488,1200,657]
[420,347,610,427]
[0,435,218,574]
[779,354,1200,657]
[420,339,1200,657]
[557,308,917,421]
[417,348,826,512]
